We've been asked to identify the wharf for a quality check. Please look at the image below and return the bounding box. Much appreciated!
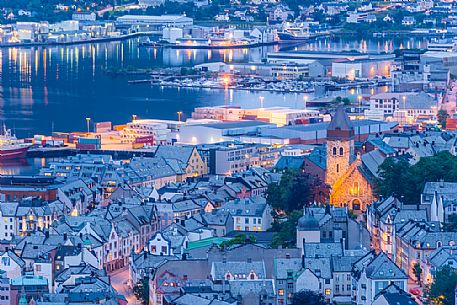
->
[149,82,315,93]
[142,41,277,49]
[27,147,155,159]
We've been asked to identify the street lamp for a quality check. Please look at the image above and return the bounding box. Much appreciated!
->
[85,117,91,135]
[357,95,362,108]
[259,96,264,109]
[304,95,309,109]
[402,95,406,109]
[132,114,137,122]
[177,111,183,122]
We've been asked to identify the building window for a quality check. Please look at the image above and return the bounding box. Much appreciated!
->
[325,288,331,295]
[332,147,337,156]
[278,289,284,296]
[339,147,344,156]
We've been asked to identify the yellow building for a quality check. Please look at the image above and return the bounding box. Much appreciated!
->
[154,145,207,181]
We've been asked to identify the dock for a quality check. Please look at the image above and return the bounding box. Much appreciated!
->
[27,147,156,159]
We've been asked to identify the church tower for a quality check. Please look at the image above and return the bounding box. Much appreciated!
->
[325,107,354,188]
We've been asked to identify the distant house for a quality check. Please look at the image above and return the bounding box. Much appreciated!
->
[366,15,377,23]
[352,251,408,305]
[72,11,96,21]
[372,284,419,305]
[402,16,416,26]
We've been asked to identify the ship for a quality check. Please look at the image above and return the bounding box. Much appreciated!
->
[277,22,311,42]
[0,126,31,160]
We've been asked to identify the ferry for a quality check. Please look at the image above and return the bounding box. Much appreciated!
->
[0,126,31,160]
[277,21,312,42]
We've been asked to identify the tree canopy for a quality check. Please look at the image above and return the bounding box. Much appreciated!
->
[270,210,302,248]
[426,265,457,305]
[291,290,327,305]
[266,169,329,213]
[375,152,457,204]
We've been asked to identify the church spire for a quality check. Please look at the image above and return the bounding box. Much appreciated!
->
[327,107,354,139]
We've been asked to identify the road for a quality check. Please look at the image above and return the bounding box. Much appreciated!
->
[111,267,141,305]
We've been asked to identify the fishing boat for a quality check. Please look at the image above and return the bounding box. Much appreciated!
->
[0,126,31,160]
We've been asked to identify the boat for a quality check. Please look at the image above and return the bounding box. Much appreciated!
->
[278,22,311,42]
[0,126,31,160]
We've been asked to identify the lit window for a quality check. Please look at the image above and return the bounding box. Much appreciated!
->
[325,288,331,295]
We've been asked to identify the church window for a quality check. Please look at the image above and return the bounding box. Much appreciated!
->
[350,182,361,195]
[339,147,344,156]
[332,147,337,156]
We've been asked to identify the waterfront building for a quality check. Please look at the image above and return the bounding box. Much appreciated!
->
[178,121,275,144]
[71,12,96,21]
[116,15,193,30]
[120,120,171,145]
[332,59,392,80]
[369,92,437,120]
[259,119,397,144]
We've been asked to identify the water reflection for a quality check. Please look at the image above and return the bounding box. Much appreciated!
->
[0,36,428,137]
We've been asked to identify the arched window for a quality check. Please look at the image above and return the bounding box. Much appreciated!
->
[339,147,344,156]
[332,147,337,156]
[350,182,362,195]
[250,273,255,280]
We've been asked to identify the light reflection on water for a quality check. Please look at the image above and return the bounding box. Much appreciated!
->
[0,35,428,140]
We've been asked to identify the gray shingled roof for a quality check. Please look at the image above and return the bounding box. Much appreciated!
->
[327,107,353,131]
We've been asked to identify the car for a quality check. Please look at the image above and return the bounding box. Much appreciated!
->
[410,288,421,295]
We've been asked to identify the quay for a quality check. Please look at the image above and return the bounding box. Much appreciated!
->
[141,40,278,49]
[0,32,153,49]
[27,147,156,159]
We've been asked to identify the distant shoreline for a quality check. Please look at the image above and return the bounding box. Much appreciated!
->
[0,31,152,49]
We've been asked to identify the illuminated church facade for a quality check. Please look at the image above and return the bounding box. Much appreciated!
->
[324,107,375,211]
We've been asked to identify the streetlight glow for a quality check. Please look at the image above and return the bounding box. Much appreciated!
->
[85,117,91,134]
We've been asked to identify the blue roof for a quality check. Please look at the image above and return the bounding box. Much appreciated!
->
[305,145,327,170]
[275,156,305,170]
[11,275,48,286]
[367,138,397,155]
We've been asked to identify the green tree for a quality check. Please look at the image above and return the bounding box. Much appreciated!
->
[292,290,327,305]
[375,152,457,204]
[342,97,351,105]
[438,109,449,129]
[219,233,255,249]
[133,278,149,305]
[266,169,329,213]
[444,214,457,232]
[413,263,423,287]
[426,265,457,305]
[270,210,302,248]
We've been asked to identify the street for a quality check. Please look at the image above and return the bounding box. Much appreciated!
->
[110,267,142,305]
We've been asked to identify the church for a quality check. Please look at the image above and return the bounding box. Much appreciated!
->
[324,107,375,211]
[298,107,377,211]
